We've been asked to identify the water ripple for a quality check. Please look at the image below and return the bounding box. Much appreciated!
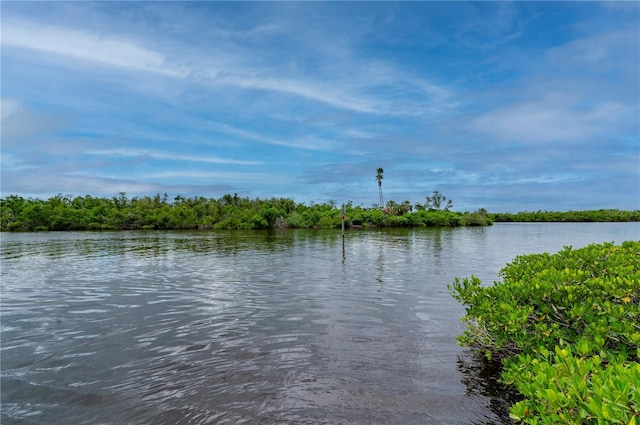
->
[2,225,636,424]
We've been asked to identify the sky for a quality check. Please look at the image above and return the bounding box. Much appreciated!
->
[1,1,639,212]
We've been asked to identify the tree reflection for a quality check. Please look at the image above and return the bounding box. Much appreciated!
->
[457,351,522,425]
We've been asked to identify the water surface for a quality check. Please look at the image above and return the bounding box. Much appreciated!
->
[2,223,637,424]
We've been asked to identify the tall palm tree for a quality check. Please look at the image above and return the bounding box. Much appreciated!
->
[376,167,384,207]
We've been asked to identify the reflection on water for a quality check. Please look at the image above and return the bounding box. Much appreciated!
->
[457,353,523,424]
[1,223,637,424]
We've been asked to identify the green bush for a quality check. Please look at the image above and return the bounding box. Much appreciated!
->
[462,211,493,226]
[1,193,495,231]
[449,241,640,424]
[504,345,639,424]
[490,210,640,223]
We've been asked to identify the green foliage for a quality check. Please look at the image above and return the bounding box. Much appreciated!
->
[462,209,492,226]
[449,241,640,424]
[3,193,636,232]
[490,210,640,222]
[1,192,494,231]
[504,346,640,424]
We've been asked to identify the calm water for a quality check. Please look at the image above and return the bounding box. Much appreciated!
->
[1,223,638,425]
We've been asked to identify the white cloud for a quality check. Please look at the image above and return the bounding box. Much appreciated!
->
[0,97,65,144]
[1,171,237,199]
[509,174,584,185]
[0,153,33,171]
[469,96,629,144]
[546,28,638,68]
[1,20,188,77]
[467,22,638,145]
[1,172,154,196]
[85,148,262,166]
[213,73,384,115]
[146,170,291,184]
[209,122,339,151]
[1,98,24,121]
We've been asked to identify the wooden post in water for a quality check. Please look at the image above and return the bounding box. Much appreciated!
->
[341,203,345,237]
[341,203,346,261]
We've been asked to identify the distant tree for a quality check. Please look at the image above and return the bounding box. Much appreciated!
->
[425,190,453,211]
[376,168,384,207]
[399,200,413,215]
[382,200,396,215]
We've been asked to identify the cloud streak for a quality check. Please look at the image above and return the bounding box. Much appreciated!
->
[469,99,627,144]
[2,20,188,77]
[1,16,454,118]
[85,148,263,166]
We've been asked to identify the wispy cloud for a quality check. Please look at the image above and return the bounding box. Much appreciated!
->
[0,97,65,145]
[0,153,33,171]
[513,175,584,185]
[209,121,340,151]
[2,20,188,77]
[85,148,263,166]
[1,14,456,118]
[0,171,235,198]
[146,170,291,185]
[545,28,639,71]
[451,2,524,50]
[467,24,638,145]
[203,66,455,117]
[468,99,626,144]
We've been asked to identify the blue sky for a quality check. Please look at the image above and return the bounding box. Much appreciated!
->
[1,1,638,212]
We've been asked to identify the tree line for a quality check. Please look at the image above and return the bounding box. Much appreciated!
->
[489,209,640,222]
[3,193,636,232]
[0,192,492,232]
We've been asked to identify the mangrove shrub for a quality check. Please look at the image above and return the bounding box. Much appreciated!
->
[449,241,640,424]
[490,210,640,223]
[0,193,492,231]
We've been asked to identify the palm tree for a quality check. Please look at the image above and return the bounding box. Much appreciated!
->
[376,168,384,207]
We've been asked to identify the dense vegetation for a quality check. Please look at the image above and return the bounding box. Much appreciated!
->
[449,241,640,424]
[490,209,640,222]
[0,193,491,231]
